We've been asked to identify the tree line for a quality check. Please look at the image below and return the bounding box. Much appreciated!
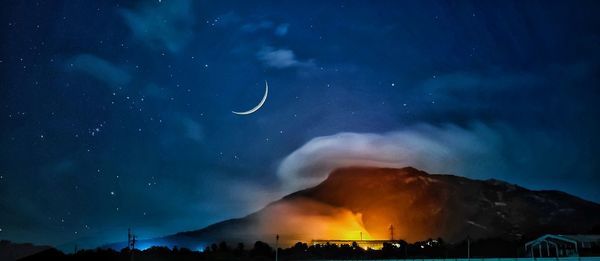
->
[14,237,550,261]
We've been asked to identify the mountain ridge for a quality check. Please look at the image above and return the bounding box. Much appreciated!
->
[105,166,600,250]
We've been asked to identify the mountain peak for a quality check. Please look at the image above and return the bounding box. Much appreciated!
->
[330,165,425,175]
[325,165,431,183]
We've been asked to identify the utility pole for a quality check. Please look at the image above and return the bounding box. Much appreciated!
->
[128,228,137,250]
[467,235,471,259]
[275,234,279,261]
[131,234,136,261]
[389,225,394,241]
[360,231,363,241]
[128,228,136,261]
[131,235,136,249]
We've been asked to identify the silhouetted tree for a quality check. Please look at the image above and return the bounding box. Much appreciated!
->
[218,241,229,252]
[251,241,273,258]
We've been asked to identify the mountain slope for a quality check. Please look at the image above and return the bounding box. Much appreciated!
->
[115,167,600,249]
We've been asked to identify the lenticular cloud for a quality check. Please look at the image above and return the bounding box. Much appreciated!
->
[277,122,523,192]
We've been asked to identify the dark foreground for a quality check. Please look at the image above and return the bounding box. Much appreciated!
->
[6,237,600,261]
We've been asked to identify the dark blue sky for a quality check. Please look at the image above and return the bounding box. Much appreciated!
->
[1,0,599,249]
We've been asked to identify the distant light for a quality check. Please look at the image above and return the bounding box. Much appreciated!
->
[136,242,153,251]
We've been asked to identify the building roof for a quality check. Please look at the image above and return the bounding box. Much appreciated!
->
[559,235,600,243]
[526,234,600,247]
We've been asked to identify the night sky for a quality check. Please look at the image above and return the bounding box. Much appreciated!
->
[1,0,600,249]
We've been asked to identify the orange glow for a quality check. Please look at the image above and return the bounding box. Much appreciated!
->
[254,198,374,245]
[248,167,459,246]
[274,167,452,243]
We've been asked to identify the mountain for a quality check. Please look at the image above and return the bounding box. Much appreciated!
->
[109,166,600,249]
[0,240,53,261]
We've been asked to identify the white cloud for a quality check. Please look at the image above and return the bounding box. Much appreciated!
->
[275,23,289,36]
[120,0,194,53]
[277,122,579,193]
[240,20,289,36]
[241,20,273,32]
[257,46,314,69]
[180,116,203,143]
[65,54,131,88]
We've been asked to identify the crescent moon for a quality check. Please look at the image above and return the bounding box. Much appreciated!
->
[232,81,269,115]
